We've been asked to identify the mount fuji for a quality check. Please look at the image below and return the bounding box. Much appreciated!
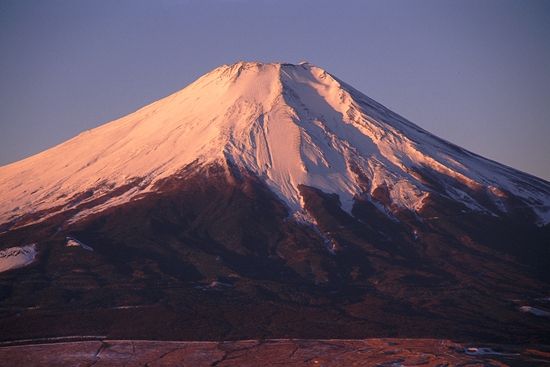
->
[0,62,549,343]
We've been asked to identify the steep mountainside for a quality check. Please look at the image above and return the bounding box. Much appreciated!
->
[1,62,548,228]
[0,62,549,343]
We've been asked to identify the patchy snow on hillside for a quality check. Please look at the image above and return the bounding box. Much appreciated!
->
[464,347,517,356]
[66,237,94,251]
[519,305,550,317]
[0,244,37,273]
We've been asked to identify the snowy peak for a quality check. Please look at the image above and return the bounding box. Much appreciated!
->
[1,61,549,227]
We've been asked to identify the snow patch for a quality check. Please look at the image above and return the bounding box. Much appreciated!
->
[519,305,550,317]
[0,244,37,273]
[464,347,517,356]
[66,237,94,251]
[194,280,234,291]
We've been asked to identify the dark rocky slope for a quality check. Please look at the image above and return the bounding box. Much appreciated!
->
[1,163,548,343]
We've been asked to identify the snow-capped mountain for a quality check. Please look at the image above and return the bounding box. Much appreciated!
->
[1,62,549,343]
[1,61,548,230]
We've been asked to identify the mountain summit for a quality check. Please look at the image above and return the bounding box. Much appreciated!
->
[1,61,549,228]
[1,62,549,343]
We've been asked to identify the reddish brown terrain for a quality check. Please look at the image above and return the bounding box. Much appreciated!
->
[1,338,549,366]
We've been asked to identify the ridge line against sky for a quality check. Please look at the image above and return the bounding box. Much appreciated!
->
[0,0,549,180]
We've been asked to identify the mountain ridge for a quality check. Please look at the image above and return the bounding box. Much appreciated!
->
[1,61,549,230]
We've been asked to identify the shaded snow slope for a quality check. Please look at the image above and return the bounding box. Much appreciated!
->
[1,61,549,226]
[0,244,37,273]
[66,236,93,251]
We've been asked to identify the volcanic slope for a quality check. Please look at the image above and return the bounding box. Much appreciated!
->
[0,62,549,343]
[1,61,549,227]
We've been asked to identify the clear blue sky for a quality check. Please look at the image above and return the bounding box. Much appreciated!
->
[1,0,549,180]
